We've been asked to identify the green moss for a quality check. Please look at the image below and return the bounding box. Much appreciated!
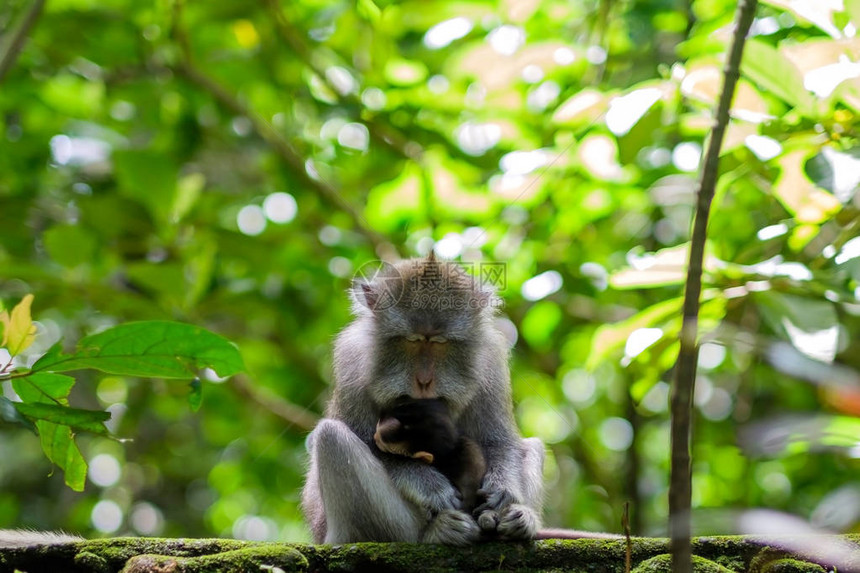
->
[120,546,308,573]
[633,554,734,573]
[0,534,857,572]
[74,550,110,573]
[758,559,826,573]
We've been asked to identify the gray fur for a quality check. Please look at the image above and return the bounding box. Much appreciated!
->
[0,529,83,548]
[302,257,545,545]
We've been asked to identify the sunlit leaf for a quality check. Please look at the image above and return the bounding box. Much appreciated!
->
[588,298,683,369]
[742,39,817,117]
[31,321,244,379]
[774,150,842,223]
[756,291,839,362]
[805,146,860,203]
[384,59,428,86]
[0,294,37,356]
[609,244,724,289]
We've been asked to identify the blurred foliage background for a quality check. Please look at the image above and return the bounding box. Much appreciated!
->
[1,0,860,542]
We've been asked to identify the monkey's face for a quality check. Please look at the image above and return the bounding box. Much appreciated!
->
[354,258,496,408]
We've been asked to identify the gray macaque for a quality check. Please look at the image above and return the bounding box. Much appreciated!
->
[302,255,545,546]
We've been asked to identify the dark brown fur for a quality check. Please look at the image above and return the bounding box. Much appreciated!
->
[374,398,486,511]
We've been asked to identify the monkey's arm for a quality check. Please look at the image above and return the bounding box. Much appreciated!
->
[460,383,544,540]
[378,451,463,514]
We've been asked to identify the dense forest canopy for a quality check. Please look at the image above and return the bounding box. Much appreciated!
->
[1,0,859,545]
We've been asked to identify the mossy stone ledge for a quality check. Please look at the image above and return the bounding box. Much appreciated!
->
[1,535,858,573]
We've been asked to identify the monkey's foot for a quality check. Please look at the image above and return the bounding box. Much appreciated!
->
[497,504,538,540]
[422,509,480,546]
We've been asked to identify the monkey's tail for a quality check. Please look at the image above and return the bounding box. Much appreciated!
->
[0,529,84,548]
[536,528,623,540]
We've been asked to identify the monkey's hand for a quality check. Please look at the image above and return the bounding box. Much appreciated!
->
[474,486,538,540]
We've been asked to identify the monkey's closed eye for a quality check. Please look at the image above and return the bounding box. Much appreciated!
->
[428,335,448,344]
[405,334,426,342]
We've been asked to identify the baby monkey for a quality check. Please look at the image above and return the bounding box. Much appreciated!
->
[374,398,486,511]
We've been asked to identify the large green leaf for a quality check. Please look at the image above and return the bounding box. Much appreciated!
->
[31,321,245,379]
[11,373,90,489]
[37,421,88,491]
[12,402,110,435]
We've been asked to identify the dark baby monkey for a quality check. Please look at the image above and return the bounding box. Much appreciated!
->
[374,398,486,512]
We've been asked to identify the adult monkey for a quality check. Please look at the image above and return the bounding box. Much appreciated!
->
[301,255,545,546]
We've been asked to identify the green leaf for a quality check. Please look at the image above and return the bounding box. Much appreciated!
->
[12,372,75,404]
[742,39,816,117]
[33,321,245,379]
[31,321,245,379]
[37,421,88,491]
[12,402,110,435]
[588,298,684,370]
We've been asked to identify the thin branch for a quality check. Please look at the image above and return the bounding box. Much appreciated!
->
[669,0,759,571]
[0,0,46,84]
[623,501,632,573]
[231,373,319,431]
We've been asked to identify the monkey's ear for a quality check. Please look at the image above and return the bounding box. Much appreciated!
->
[351,280,379,312]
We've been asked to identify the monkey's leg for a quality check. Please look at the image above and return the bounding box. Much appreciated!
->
[307,419,425,543]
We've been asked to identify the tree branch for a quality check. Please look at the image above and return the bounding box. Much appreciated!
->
[230,373,319,431]
[0,0,46,84]
[669,0,759,570]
